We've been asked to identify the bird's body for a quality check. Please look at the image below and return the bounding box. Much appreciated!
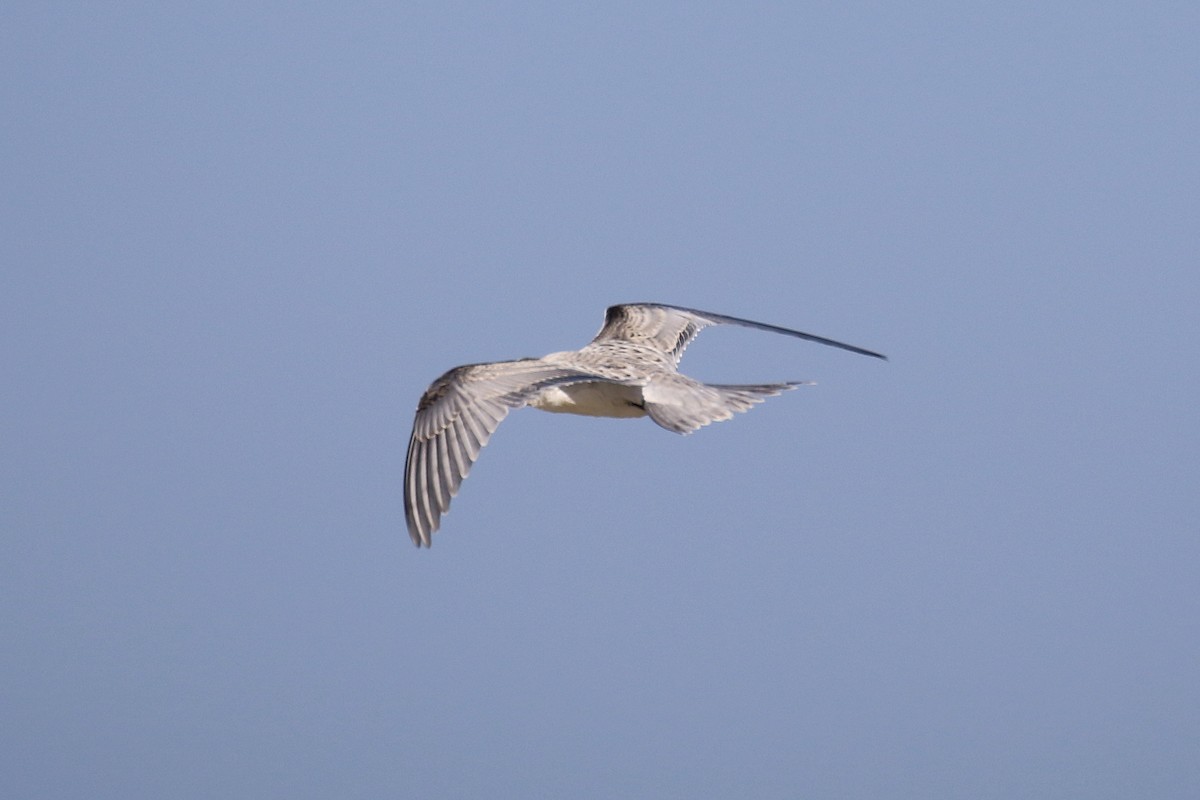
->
[529,379,648,418]
[404,303,885,546]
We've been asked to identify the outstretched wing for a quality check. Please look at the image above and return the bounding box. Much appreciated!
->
[592,303,887,363]
[405,360,598,547]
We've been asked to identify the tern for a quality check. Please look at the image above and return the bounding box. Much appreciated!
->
[405,302,885,546]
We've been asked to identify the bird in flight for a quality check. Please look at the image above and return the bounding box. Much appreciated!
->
[404,302,885,546]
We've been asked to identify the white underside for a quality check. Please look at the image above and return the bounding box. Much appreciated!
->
[529,382,647,418]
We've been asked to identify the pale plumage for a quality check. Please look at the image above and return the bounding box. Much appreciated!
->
[405,303,885,546]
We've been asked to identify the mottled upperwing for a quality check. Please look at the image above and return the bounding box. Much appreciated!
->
[589,304,713,365]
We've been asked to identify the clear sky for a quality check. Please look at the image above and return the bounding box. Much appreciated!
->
[3,3,1198,798]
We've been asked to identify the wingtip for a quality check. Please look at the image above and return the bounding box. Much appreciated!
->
[834,341,888,361]
[406,522,432,548]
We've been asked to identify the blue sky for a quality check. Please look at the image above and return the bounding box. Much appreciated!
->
[3,3,1198,797]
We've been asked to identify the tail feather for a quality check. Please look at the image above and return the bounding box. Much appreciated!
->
[642,378,810,434]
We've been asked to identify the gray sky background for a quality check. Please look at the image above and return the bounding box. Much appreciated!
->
[4,3,1198,798]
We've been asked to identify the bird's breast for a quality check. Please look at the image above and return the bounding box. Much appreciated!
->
[529,382,647,418]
